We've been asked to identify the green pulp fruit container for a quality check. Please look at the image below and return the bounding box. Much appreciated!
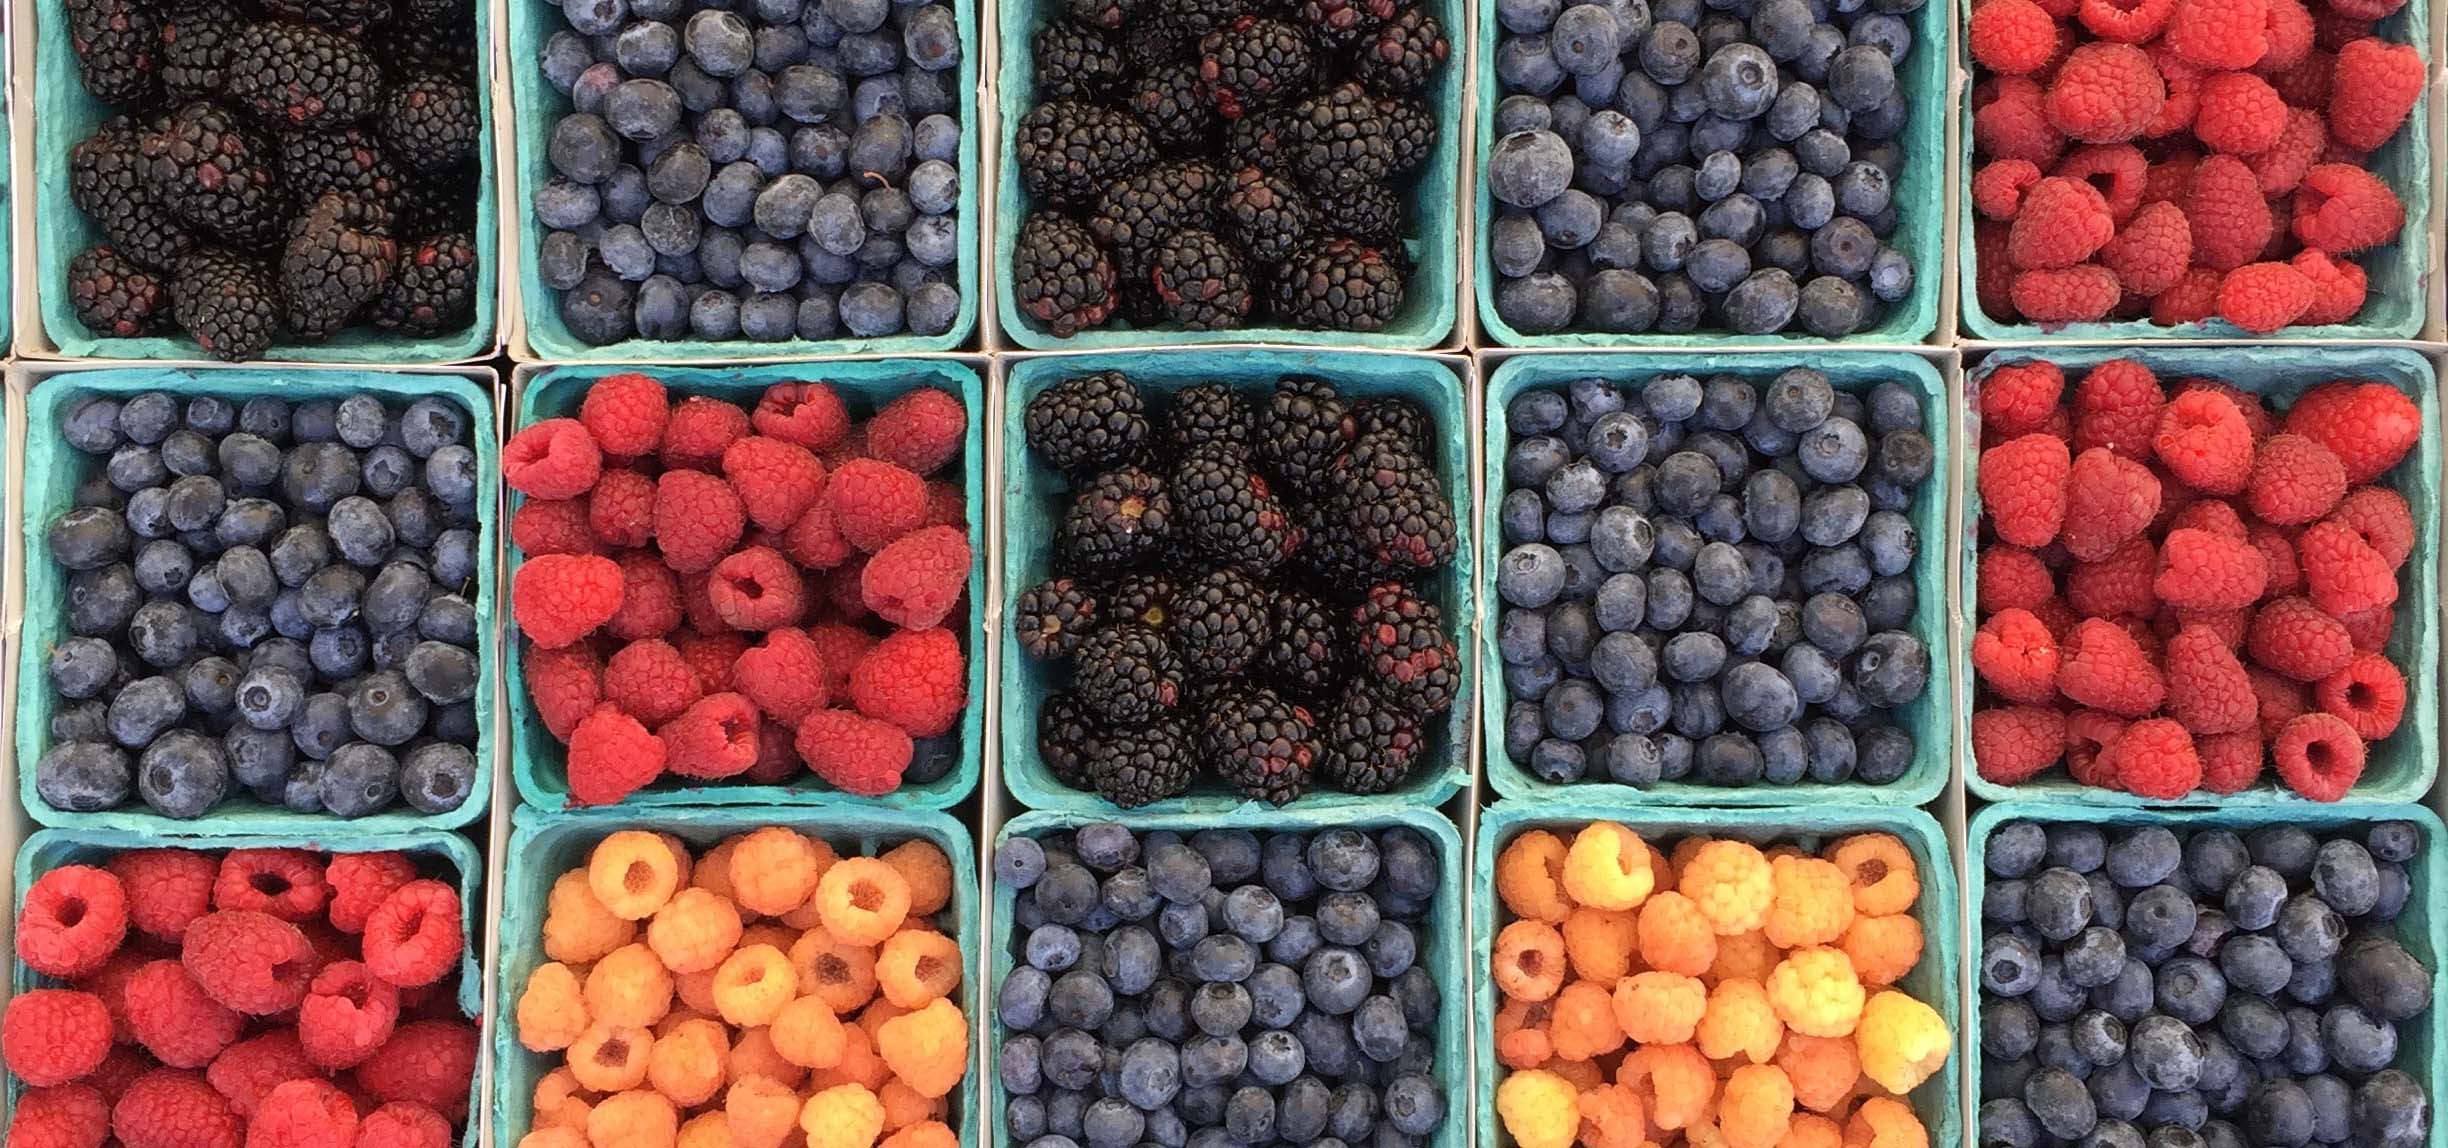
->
[1481,351,1952,806]
[1957,346,2440,805]
[14,367,499,833]
[1474,801,1962,1148]
[31,0,499,362]
[491,806,979,1146]
[505,0,978,358]
[1954,0,2431,339]
[992,0,1463,350]
[990,806,1468,1148]
[7,827,487,1145]
[506,361,986,811]
[1474,1,1948,346]
[1962,803,2447,1124]
[999,350,1476,814]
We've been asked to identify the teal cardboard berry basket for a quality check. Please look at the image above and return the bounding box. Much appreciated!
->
[1957,347,2440,805]
[13,367,499,833]
[1962,803,2446,1124]
[6,826,487,1145]
[991,0,1463,350]
[506,0,978,358]
[29,1,499,362]
[506,360,986,811]
[1954,0,2430,339]
[998,350,1475,814]
[490,805,979,1147]
[1481,352,1952,806]
[990,806,1468,1148]
[1473,0,1948,346]
[1474,801,1962,1148]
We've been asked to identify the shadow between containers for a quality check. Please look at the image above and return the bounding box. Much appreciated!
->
[1480,351,1953,807]
[504,360,987,812]
[489,805,980,1148]
[996,349,1476,816]
[12,367,501,834]
[1955,346,2441,806]
[1472,800,1963,1148]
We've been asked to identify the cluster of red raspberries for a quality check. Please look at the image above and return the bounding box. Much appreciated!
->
[1968,0,2424,331]
[1970,359,2423,800]
[4,848,474,1148]
[506,374,972,805]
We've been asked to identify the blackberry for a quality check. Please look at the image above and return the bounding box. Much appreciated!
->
[158,3,243,102]
[140,101,288,251]
[367,230,479,335]
[369,18,479,85]
[223,22,383,130]
[1017,101,1155,208]
[1257,375,1354,491]
[1218,165,1312,265]
[66,0,161,109]
[1376,97,1436,175]
[1286,82,1392,191]
[1259,590,1345,698]
[1059,466,1175,573]
[1121,17,1196,71]
[1295,0,1396,52]
[1039,692,1105,787]
[70,121,197,271]
[1317,683,1424,794]
[1163,382,1253,454]
[1149,229,1254,329]
[399,161,479,237]
[1227,110,1295,175]
[1352,396,1433,456]
[258,0,393,35]
[1035,20,1126,102]
[1160,0,1250,41]
[1107,573,1178,632]
[68,246,171,338]
[1090,160,1225,278]
[1083,718,1197,807]
[1293,494,1402,594]
[1353,8,1448,96]
[1202,686,1317,805]
[1336,440,1455,569]
[1013,213,1120,337]
[1074,623,1186,724]
[1064,0,1142,30]
[1175,567,1273,676]
[280,194,399,339]
[1352,582,1459,716]
[1274,238,1406,331]
[1197,17,1316,119]
[1315,181,1403,246]
[172,248,285,361]
[1127,64,1219,155]
[1016,577,1103,661]
[1172,442,1302,571]
[379,77,480,169]
[280,128,406,234]
[1026,370,1149,475]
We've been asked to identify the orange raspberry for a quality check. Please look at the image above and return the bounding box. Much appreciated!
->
[547,871,636,964]
[878,1080,946,1131]
[858,996,908,1047]
[711,945,797,1028]
[647,1017,730,1108]
[1721,1064,1798,1148]
[1612,971,1707,1044]
[1784,1113,1845,1148]
[1495,831,1575,923]
[674,968,721,1016]
[1697,978,1786,1064]
[523,1130,591,1148]
[875,929,962,1008]
[647,889,746,974]
[876,998,968,1098]
[800,1083,886,1148]
[770,995,848,1069]
[815,1019,891,1092]
[519,962,593,1052]
[536,1066,598,1130]
[1494,998,1555,1069]
[1495,1069,1581,1148]
[1562,823,1656,910]
[586,943,676,1030]
[1635,891,1718,976]
[590,832,684,921]
[1827,836,1919,917]
[1560,907,1640,981]
[727,1076,802,1148]
[589,1090,679,1148]
[1493,920,1567,1002]
[1839,914,1925,988]
[692,839,742,901]
[729,829,824,919]
[1767,947,1868,1038]
[883,1120,956,1148]
[1679,840,1775,935]
[568,1023,654,1092]
[740,922,799,954]
[727,1027,807,1089]
[1713,929,1783,984]
[1778,1033,1864,1113]
[791,933,880,1013]
[816,860,911,946]
[779,840,847,930]
[1578,1084,1650,1148]
[1853,990,1952,1094]
[677,1113,732,1148]
[1844,1097,1928,1148]
[1764,856,1858,949]
[878,841,953,918]
[1621,1044,1717,1130]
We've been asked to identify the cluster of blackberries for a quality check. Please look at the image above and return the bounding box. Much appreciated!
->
[993,824,1450,1148]
[62,0,484,360]
[1485,0,1920,336]
[1980,819,2435,1148]
[1495,369,1933,788]
[1013,371,1460,807]
[1009,0,1450,335]
[536,0,965,344]
[37,390,487,821]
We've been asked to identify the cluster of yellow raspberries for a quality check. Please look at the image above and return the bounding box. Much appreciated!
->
[514,828,968,1148]
[1491,823,1952,1148]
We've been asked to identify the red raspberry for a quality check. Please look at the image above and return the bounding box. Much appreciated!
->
[2151,390,2254,495]
[678,569,727,634]
[2078,0,2174,40]
[360,882,463,992]
[2058,144,2148,222]
[523,642,602,743]
[923,480,967,530]
[660,692,763,780]
[2058,617,2166,717]
[862,525,973,630]
[2272,711,2365,800]
[566,705,668,807]
[2186,155,2274,270]
[2154,528,2268,610]
[723,435,827,531]
[1979,546,2057,614]
[849,627,967,737]
[123,961,241,1069]
[808,622,878,700]
[3,989,112,1086]
[1977,76,2067,167]
[1974,705,2067,785]
[2099,717,2202,799]
[8,1084,109,1148]
[820,425,871,469]
[2045,43,2166,143]
[2011,265,2121,323]
[2193,72,2286,154]
[752,381,852,449]
[2314,651,2405,739]
[2268,45,2332,106]
[1980,433,2072,547]
[585,469,657,549]
[2162,605,2253,651]
[2314,9,2375,50]
[513,554,624,649]
[108,849,214,944]
[2060,448,2160,561]
[2100,201,2191,296]
[252,1079,360,1148]
[1979,359,2066,437]
[2218,261,2313,334]
[2284,380,2421,483]
[2288,250,2367,325]
[654,469,748,574]
[783,499,855,570]
[2324,487,2413,568]
[209,1031,320,1116]
[867,387,968,476]
[735,627,831,723]
[355,1102,451,1148]
[1971,0,2058,74]
[1975,160,2043,220]
[502,419,602,501]
[2164,625,2259,735]
[2338,604,2393,651]
[19,866,129,979]
[353,1021,476,1117]
[2150,267,2225,326]
[2197,730,2265,793]
[2072,358,2164,459]
[2295,519,2397,617]
[2291,164,2403,254]
[709,546,808,631]
[2328,38,2422,151]
[2144,47,2204,135]
[675,630,750,692]
[86,1044,150,1100]
[2250,524,2303,596]
[745,717,800,784]
[2168,498,2247,539]
[607,551,683,642]
[2246,432,2347,524]
[2258,0,2313,66]
[602,638,705,727]
[1976,222,2020,322]
[660,395,752,471]
[2064,709,2130,787]
[509,498,596,557]
[2175,378,2271,437]
[180,910,315,1015]
[827,458,929,552]
[2008,178,2117,269]
[1973,608,2062,704]
[73,952,147,1045]
[2165,0,2269,68]
[114,1070,240,1148]
[2247,597,2354,680]
[2067,536,2159,618]
[214,849,331,921]
[796,709,915,796]
[2246,108,2323,196]
[297,962,401,1070]
[577,372,669,458]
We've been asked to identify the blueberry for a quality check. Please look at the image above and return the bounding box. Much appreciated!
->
[399,743,476,813]
[37,741,133,813]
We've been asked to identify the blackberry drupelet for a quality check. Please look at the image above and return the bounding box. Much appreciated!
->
[66,0,161,109]
[158,3,243,101]
[1286,82,1392,192]
[1016,578,1103,661]
[1017,101,1155,208]
[1091,161,1226,278]
[1148,229,1254,330]
[1315,181,1403,246]
[1127,64,1220,155]
[1375,97,1436,175]
[171,248,285,361]
[1035,20,1126,102]
[1172,442,1302,571]
[1013,213,1121,337]
[1084,719,1197,807]
[1317,683,1423,793]
[1259,590,1345,697]
[258,0,394,32]
[1075,623,1186,724]
[1197,17,1316,119]
[68,246,171,338]
[378,77,480,169]
[1352,582,1458,716]
[1107,573,1178,632]
[71,120,197,271]
[1274,238,1405,330]
[1175,567,1273,676]
[1203,686,1317,805]
[280,128,406,234]
[1219,165,1311,265]
[1163,382,1253,454]
[223,22,383,130]
[140,101,288,251]
[1039,692,1105,787]
[1257,375,1354,490]
[1026,370,1150,475]
[368,231,479,335]
[1336,442,1455,569]
[1059,466,1175,573]
[1295,0,1395,51]
[1353,7,1448,96]
[280,194,398,339]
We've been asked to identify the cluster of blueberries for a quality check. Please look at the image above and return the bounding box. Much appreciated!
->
[993,824,1449,1148]
[1495,370,1933,788]
[38,390,486,820]
[537,0,965,343]
[1484,0,1921,336]
[1979,819,2435,1148]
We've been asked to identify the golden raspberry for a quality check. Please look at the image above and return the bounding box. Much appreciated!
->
[656,1005,714,1035]
[586,943,676,1029]
[1777,1033,1863,1113]
[728,1075,802,1148]
[712,944,798,1027]
[812,1021,890,1091]
[649,1016,731,1107]
[693,838,743,901]
[859,996,907,1046]
[1767,948,1867,1039]
[1764,856,1857,949]
[1782,1113,1845,1148]
[1680,840,1775,935]
[792,931,881,1013]
[879,840,954,917]
[882,1119,956,1148]
[660,834,696,885]
[730,829,824,918]
[1495,1068,1581,1148]
[817,859,911,946]
[679,1112,735,1148]
[536,1067,598,1131]
[1827,835,1919,917]
[591,831,684,920]
[1493,920,1567,1002]
[781,839,847,930]
[772,995,849,1068]
[1697,977,1786,1064]
[875,928,962,1008]
[1547,980,1625,1060]
[1636,891,1718,976]
[1839,914,1924,988]
[1494,997,1554,1070]
[548,870,637,964]
[1843,1097,1928,1148]
[879,1079,946,1130]
[876,998,968,1098]
[675,967,721,1015]
[520,961,593,1051]
[1560,907,1639,982]
[1495,831,1574,923]
[569,1022,655,1092]
[1612,971,1707,1044]
[800,1082,886,1148]
[1721,1064,1797,1148]
[741,922,801,954]
[1562,822,1656,910]
[1577,1083,1649,1148]
[1621,1043,1716,1130]
[649,888,747,974]
[589,1090,679,1148]
[1712,930,1782,983]
[1854,990,1950,1094]
[523,1130,590,1148]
